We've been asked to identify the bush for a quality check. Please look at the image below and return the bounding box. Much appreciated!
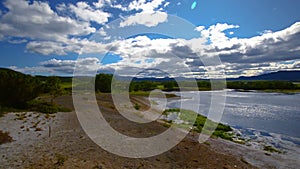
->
[0,130,13,144]
[26,100,71,114]
[263,145,281,153]
[42,76,63,103]
[216,123,232,132]
[213,130,233,141]
[134,103,141,110]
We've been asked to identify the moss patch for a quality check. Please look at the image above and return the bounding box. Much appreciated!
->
[162,108,233,140]
[263,145,281,153]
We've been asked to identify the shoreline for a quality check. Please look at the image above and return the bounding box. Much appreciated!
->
[0,94,299,168]
[150,91,300,167]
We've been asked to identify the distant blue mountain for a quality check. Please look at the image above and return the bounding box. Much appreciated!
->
[131,71,300,81]
[1,67,300,81]
[228,71,300,81]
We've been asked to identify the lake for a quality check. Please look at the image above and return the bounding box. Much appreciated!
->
[154,90,300,156]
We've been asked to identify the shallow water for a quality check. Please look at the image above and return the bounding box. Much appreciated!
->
[154,90,300,158]
[167,90,300,138]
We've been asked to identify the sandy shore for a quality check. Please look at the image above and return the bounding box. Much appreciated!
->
[0,94,298,168]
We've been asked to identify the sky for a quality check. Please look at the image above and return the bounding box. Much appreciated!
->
[0,0,300,78]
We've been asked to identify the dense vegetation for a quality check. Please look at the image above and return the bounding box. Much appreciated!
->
[128,80,298,92]
[0,68,70,114]
[0,68,42,108]
[227,81,296,90]
[95,74,113,93]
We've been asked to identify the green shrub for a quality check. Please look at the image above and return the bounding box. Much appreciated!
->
[213,130,233,141]
[263,145,281,153]
[134,103,141,110]
[26,100,71,114]
[216,123,233,132]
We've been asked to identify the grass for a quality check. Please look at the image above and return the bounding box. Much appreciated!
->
[0,130,13,145]
[162,108,233,141]
[26,99,71,114]
[262,89,300,94]
[60,82,73,89]
[0,106,25,117]
[0,98,71,115]
[263,145,281,153]
[130,91,178,98]
[60,82,73,94]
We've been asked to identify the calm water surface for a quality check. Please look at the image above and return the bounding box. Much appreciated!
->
[165,90,300,138]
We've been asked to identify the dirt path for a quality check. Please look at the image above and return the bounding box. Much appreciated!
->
[0,94,296,168]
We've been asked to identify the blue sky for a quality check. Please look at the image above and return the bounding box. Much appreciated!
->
[0,0,300,77]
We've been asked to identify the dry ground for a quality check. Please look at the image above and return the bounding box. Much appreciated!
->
[0,94,294,168]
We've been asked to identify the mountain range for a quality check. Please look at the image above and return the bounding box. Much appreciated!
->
[228,71,300,81]
[1,68,300,81]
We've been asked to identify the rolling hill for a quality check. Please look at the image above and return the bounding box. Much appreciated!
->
[228,71,300,81]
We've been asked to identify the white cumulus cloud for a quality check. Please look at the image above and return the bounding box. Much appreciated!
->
[120,11,168,27]
[0,0,96,41]
[69,1,111,25]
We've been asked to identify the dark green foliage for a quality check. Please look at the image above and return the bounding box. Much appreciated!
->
[227,81,296,90]
[212,131,233,141]
[0,68,71,113]
[129,81,157,92]
[163,81,178,91]
[263,145,281,153]
[0,106,24,117]
[43,76,63,103]
[0,68,42,107]
[36,75,72,83]
[197,81,211,90]
[216,123,232,132]
[130,79,297,92]
[134,103,141,110]
[95,74,113,93]
[26,99,71,114]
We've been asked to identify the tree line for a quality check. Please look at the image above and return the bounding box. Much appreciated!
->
[1,68,298,110]
[94,74,298,93]
[0,68,63,110]
[226,81,296,90]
